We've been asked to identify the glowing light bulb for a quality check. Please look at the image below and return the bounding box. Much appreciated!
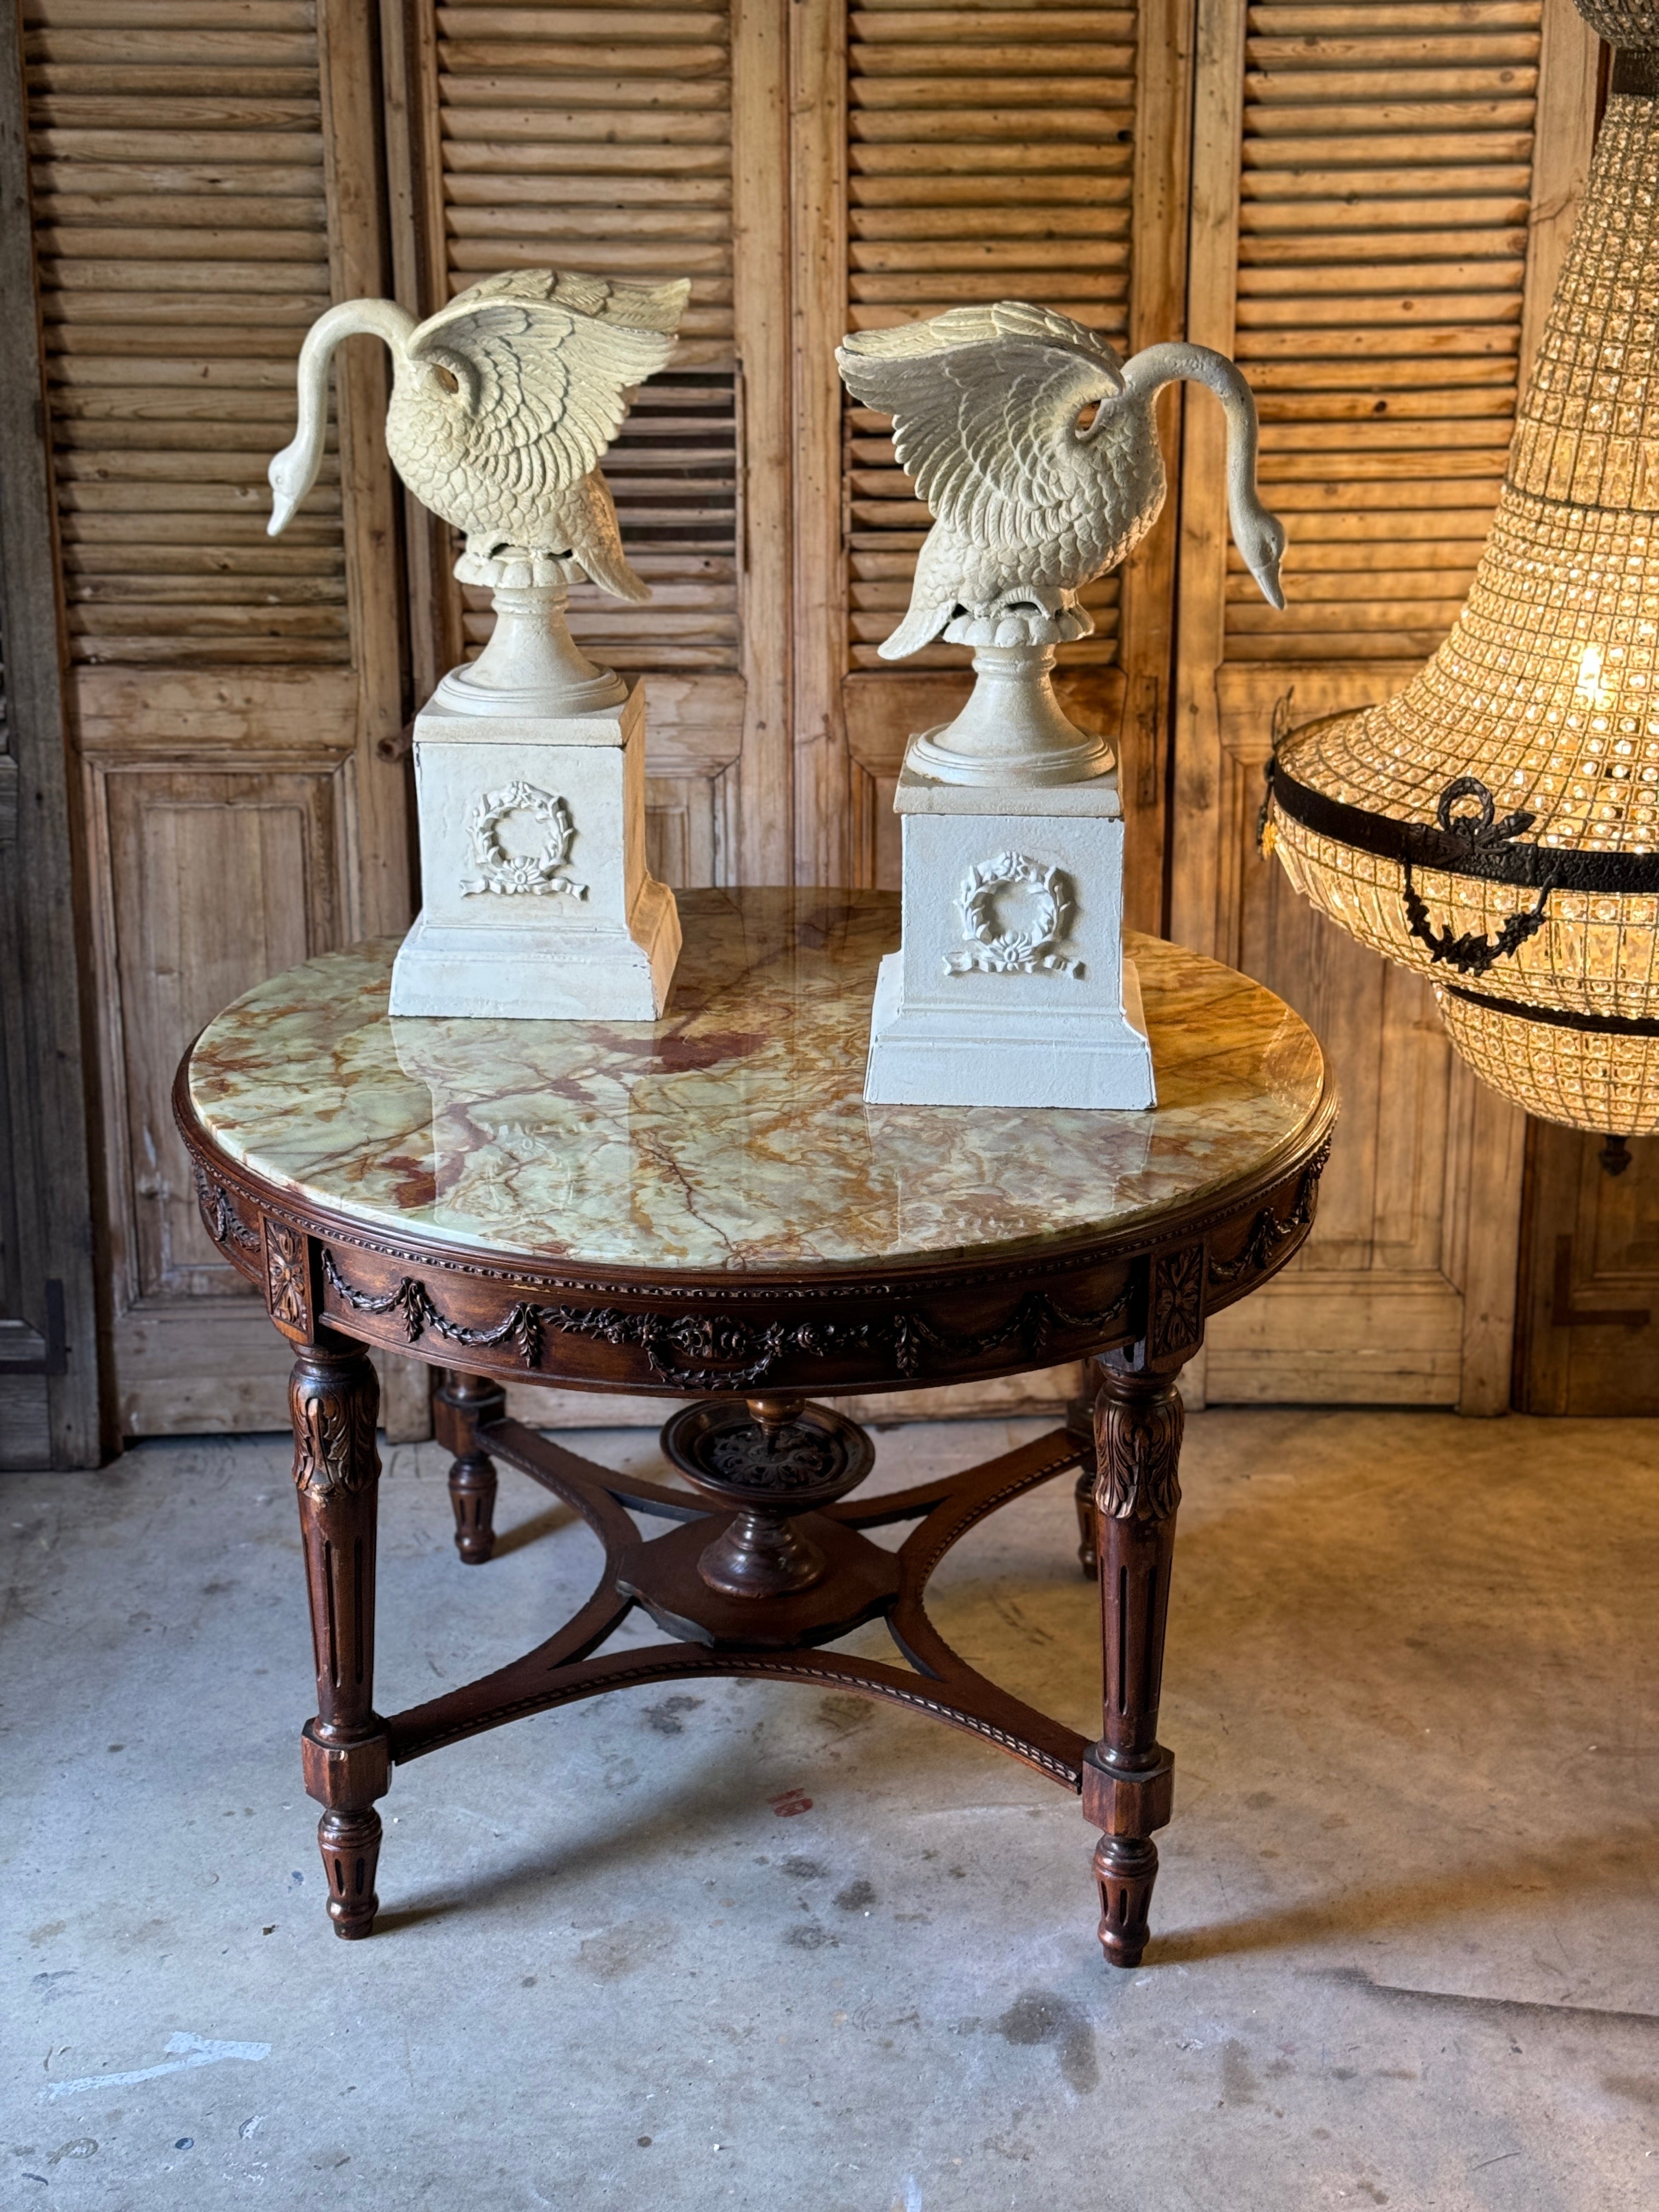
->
[1575,641,1615,711]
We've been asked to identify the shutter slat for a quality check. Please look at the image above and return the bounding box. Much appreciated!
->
[438,0,738,672]
[841,5,1136,668]
[26,1,343,668]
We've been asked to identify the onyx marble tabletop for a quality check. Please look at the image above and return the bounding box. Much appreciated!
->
[184,889,1329,1277]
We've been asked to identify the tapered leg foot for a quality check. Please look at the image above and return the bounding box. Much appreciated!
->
[1093,1834,1159,1968]
[319,1806,383,1939]
[435,1370,505,1565]
[448,1455,498,1564]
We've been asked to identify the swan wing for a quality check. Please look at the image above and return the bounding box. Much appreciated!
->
[408,270,688,492]
[837,301,1122,545]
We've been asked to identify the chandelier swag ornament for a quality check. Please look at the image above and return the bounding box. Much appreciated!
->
[1263,0,1659,1136]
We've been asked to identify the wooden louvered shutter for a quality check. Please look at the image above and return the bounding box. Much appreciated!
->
[396,0,780,888]
[843,1,1135,676]
[1169,0,1598,1410]
[821,0,1184,909]
[23,0,413,1434]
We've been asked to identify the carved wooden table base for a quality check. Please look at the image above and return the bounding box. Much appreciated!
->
[287,1345,1193,1967]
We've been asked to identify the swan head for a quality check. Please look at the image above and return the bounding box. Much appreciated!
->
[1238,505,1286,611]
[267,441,308,537]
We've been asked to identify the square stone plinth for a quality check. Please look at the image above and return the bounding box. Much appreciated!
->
[389,684,680,1020]
[864,765,1155,1109]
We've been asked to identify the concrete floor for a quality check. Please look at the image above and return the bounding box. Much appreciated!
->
[2,1409,1657,2212]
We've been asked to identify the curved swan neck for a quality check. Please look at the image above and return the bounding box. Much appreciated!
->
[1118,341,1280,599]
[1121,342,1263,507]
[268,298,415,535]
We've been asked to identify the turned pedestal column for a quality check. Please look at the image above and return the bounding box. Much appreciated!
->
[434,1369,506,1565]
[291,1334,391,1939]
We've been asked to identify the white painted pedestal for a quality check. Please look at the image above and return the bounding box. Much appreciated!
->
[389,684,681,1021]
[864,760,1155,1109]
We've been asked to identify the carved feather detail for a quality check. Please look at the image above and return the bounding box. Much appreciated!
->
[838,298,1285,657]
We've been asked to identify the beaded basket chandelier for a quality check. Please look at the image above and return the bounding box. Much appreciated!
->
[1265,0,1659,1136]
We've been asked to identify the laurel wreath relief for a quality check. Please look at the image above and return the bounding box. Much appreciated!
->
[460,780,588,899]
[946,853,1083,978]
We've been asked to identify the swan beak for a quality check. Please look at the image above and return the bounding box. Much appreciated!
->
[1255,558,1285,612]
[268,453,297,537]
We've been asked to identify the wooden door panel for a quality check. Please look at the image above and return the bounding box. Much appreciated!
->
[1517,1128,1659,1414]
[100,768,337,1302]
[23,0,414,1435]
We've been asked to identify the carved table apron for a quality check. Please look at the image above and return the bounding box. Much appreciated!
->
[174,889,1335,1963]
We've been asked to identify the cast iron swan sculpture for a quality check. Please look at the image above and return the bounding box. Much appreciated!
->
[268,269,690,597]
[837,300,1285,656]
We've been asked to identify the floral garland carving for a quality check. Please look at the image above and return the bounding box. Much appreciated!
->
[1205,1141,1332,1289]
[192,1164,262,1255]
[319,1248,1132,1390]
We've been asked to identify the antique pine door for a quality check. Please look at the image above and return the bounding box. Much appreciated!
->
[21,0,413,1434]
[1165,0,1600,1410]
[760,0,1195,1414]
[1514,1125,1659,1412]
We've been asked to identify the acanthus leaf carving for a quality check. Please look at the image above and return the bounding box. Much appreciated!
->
[1097,1383,1183,1523]
[290,1353,381,1502]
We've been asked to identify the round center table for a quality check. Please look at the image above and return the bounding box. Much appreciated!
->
[174,889,1335,1967]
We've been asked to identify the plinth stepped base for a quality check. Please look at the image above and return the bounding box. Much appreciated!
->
[865,950,1155,1108]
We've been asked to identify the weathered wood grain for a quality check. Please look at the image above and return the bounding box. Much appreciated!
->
[0,0,105,1466]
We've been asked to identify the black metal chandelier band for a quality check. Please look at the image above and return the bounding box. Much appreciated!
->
[1612,49,1659,97]
[1441,981,1659,1039]
[1267,758,1659,894]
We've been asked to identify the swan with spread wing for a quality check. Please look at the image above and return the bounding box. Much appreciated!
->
[837,300,1285,658]
[268,269,690,597]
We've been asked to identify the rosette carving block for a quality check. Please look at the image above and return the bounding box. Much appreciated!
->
[839,301,1283,1107]
[270,269,687,1020]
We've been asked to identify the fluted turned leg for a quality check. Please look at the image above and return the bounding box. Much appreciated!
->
[291,1334,391,1939]
[434,1369,505,1564]
[1084,1350,1184,1969]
